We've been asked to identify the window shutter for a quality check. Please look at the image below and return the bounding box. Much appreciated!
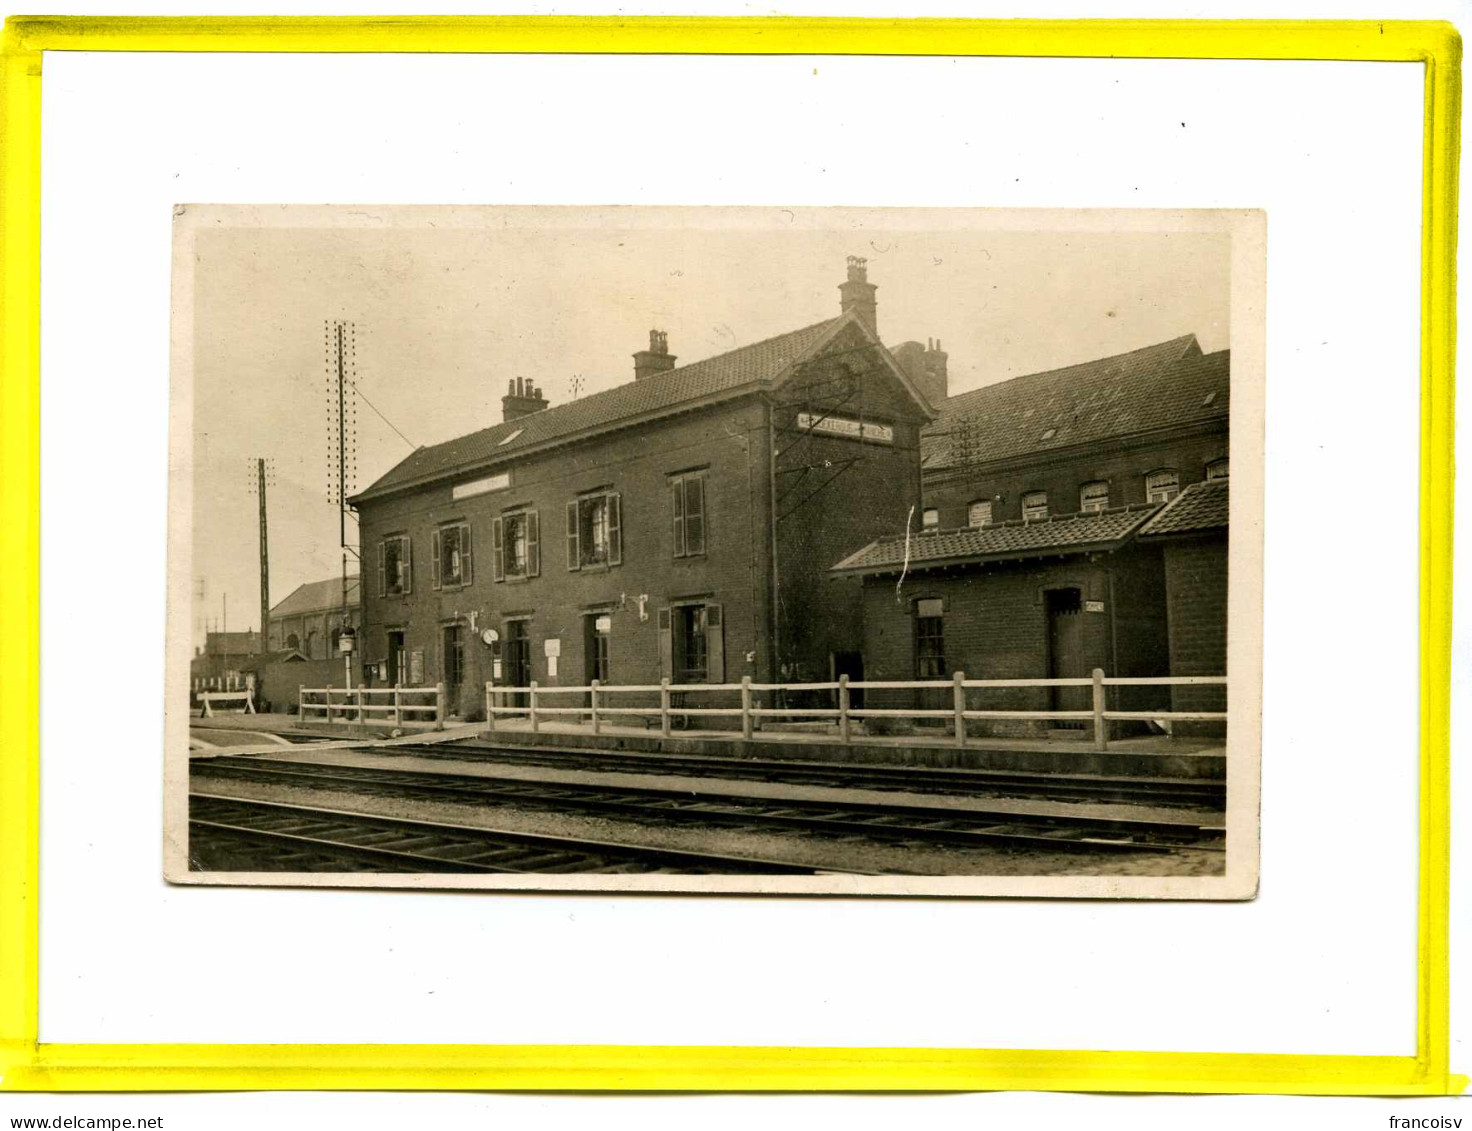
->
[431,529,442,590]
[607,493,622,565]
[671,478,685,557]
[685,476,706,555]
[491,518,505,583]
[527,510,541,577]
[704,602,725,683]
[402,536,413,595]
[566,501,581,571]
[461,523,473,585]
[377,541,386,598]
[658,607,673,679]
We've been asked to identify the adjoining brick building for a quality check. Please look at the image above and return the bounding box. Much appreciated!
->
[349,259,936,718]
[831,332,1230,738]
[266,575,361,660]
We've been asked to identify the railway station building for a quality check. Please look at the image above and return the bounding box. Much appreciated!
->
[830,333,1230,738]
[349,259,938,718]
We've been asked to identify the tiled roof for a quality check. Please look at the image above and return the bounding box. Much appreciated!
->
[924,335,1229,471]
[271,576,360,619]
[355,317,845,500]
[1138,477,1229,536]
[245,648,309,669]
[831,504,1159,575]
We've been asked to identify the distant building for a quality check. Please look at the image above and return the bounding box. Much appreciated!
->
[349,259,938,718]
[267,576,361,660]
[189,630,263,686]
[832,334,1229,736]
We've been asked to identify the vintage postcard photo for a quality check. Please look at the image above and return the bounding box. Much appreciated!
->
[166,205,1263,897]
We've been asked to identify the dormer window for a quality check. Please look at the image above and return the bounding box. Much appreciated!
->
[1022,491,1048,521]
[1079,481,1109,513]
[1145,469,1180,503]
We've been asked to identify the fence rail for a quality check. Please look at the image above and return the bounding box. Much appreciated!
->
[197,690,255,718]
[299,684,446,730]
[486,670,1225,751]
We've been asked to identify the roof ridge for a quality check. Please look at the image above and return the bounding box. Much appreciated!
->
[944,332,1199,407]
[375,316,844,469]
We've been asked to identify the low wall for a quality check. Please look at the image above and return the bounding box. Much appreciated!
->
[254,658,348,715]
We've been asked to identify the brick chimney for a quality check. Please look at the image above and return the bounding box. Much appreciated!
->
[502,376,549,422]
[890,338,949,406]
[633,329,677,381]
[839,255,878,335]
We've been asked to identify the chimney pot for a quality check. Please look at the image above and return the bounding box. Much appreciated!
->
[839,256,878,335]
[633,329,677,380]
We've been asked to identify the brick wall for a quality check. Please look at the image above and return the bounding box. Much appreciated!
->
[922,427,1228,529]
[859,548,1169,737]
[774,328,928,682]
[1161,534,1228,733]
[358,400,776,719]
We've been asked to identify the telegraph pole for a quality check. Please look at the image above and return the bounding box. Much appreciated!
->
[326,319,359,690]
[257,457,270,656]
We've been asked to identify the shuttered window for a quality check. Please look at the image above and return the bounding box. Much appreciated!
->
[490,510,539,581]
[378,535,412,597]
[568,492,623,569]
[658,602,724,684]
[431,523,472,589]
[671,472,706,558]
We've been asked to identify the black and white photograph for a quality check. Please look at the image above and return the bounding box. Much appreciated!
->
[167,205,1263,896]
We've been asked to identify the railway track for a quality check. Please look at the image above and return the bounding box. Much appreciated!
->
[371,739,1226,808]
[188,793,859,875]
[192,756,1224,855]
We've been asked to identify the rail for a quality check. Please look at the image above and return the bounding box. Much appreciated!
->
[298,684,446,730]
[485,670,1226,751]
[197,690,255,718]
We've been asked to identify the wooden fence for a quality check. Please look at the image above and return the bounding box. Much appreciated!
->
[197,690,256,718]
[486,670,1226,752]
[299,684,446,730]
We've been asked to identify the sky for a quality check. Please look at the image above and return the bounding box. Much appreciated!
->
[187,207,1232,641]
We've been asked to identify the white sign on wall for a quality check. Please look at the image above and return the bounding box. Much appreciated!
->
[451,471,511,500]
[796,412,893,444]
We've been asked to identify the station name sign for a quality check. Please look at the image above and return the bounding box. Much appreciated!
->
[796,412,894,444]
[452,472,511,500]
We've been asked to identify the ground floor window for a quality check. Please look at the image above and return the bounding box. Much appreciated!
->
[914,598,946,679]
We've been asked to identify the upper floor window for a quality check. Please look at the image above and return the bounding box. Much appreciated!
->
[1022,491,1048,521]
[377,535,412,598]
[1145,469,1181,503]
[922,508,940,529]
[1079,481,1110,513]
[491,509,541,581]
[967,500,993,528]
[568,492,623,569]
[431,523,472,589]
[1206,458,1229,481]
[671,471,707,557]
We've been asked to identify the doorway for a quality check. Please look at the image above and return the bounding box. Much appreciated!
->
[442,624,465,712]
[503,619,531,709]
[385,631,406,687]
[1046,587,1088,726]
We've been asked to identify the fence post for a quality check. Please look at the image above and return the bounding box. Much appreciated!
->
[435,682,446,731]
[246,691,256,715]
[660,678,671,737]
[839,674,852,745]
[357,683,365,725]
[529,680,540,733]
[953,671,967,749]
[591,679,601,736]
[202,695,213,719]
[393,685,402,728]
[484,683,494,732]
[298,685,304,723]
[1092,667,1108,751]
[740,676,753,741]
